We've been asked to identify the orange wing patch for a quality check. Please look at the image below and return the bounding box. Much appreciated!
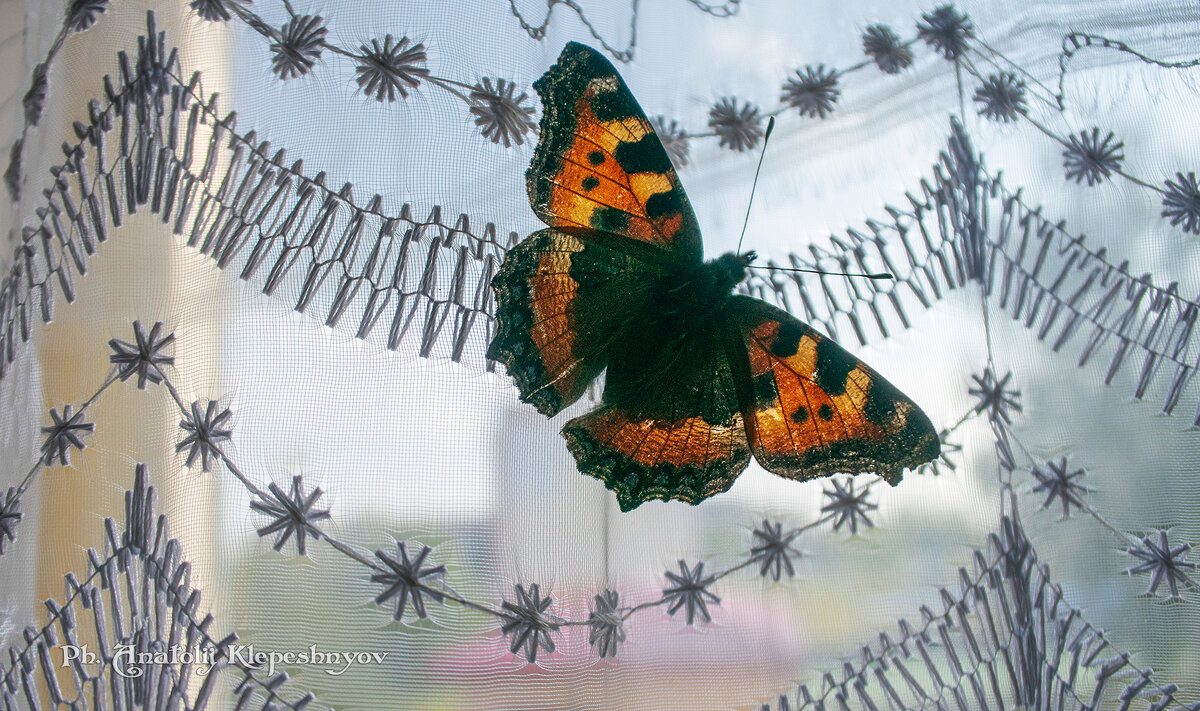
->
[543,97,680,243]
[732,297,939,484]
[525,241,590,399]
[528,43,702,261]
[563,406,750,512]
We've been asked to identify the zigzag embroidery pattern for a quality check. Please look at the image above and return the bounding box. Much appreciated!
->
[6,16,1200,430]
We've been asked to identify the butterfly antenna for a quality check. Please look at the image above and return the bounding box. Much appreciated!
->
[734,118,894,281]
[747,264,894,280]
[735,116,775,256]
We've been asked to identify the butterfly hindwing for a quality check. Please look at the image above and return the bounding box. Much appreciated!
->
[529,42,703,261]
[729,296,939,484]
[562,329,750,511]
[488,228,657,416]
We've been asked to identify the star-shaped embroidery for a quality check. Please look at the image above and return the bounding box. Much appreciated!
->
[108,321,174,389]
[371,541,446,620]
[176,400,232,471]
[499,584,561,663]
[1031,458,1088,518]
[40,405,93,466]
[1127,530,1196,598]
[250,475,331,555]
[821,478,878,534]
[0,487,21,555]
[969,367,1021,425]
[750,520,801,581]
[587,589,625,658]
[662,560,720,625]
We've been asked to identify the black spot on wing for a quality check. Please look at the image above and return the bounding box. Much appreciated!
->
[581,176,600,191]
[591,86,640,122]
[568,244,628,289]
[590,207,630,233]
[791,406,808,423]
[613,135,674,175]
[817,403,834,421]
[862,377,900,424]
[588,151,606,166]
[753,371,778,404]
[770,322,806,358]
[645,189,683,219]
[814,339,855,396]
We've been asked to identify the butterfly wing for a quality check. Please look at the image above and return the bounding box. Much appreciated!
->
[488,228,658,416]
[529,42,703,262]
[562,325,750,511]
[728,296,939,484]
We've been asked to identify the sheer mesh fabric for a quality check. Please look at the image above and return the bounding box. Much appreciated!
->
[0,1,1197,709]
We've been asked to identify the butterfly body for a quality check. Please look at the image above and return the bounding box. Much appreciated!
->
[594,252,750,414]
[488,43,939,511]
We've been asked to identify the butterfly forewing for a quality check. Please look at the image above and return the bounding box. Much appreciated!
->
[528,42,703,261]
[728,296,939,484]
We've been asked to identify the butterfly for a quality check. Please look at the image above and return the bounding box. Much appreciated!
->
[488,42,939,512]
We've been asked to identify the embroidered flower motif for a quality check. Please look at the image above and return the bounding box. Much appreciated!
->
[821,478,877,534]
[661,560,720,625]
[372,541,447,620]
[1062,128,1124,186]
[189,0,249,22]
[250,475,331,555]
[109,321,174,389]
[973,72,1026,122]
[587,589,625,658]
[969,367,1021,425]
[780,65,840,119]
[708,97,763,152]
[917,5,974,60]
[355,35,429,103]
[270,15,327,80]
[862,24,913,74]
[1126,530,1196,598]
[499,584,561,662]
[1162,171,1200,235]
[651,116,690,168]
[1031,458,1088,518]
[41,405,94,466]
[0,488,21,555]
[469,78,538,147]
[176,400,232,472]
[750,520,801,581]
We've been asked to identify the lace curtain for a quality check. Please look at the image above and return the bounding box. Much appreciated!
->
[1,0,1197,709]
